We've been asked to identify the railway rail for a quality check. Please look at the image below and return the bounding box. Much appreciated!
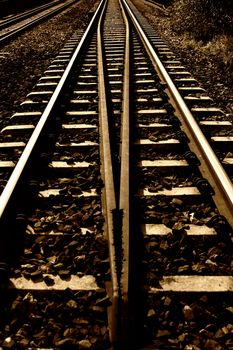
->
[0,0,60,30]
[0,0,78,45]
[0,0,232,348]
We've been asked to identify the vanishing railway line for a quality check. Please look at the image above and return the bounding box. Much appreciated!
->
[0,0,61,30]
[0,0,78,45]
[0,0,232,348]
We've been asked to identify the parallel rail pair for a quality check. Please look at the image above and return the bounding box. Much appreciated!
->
[0,0,232,348]
[0,0,77,45]
[116,0,233,348]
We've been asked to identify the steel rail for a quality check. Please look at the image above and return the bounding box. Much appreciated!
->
[0,0,60,30]
[123,0,233,227]
[0,0,104,218]
[118,0,131,348]
[145,0,166,12]
[97,0,119,346]
[0,0,77,45]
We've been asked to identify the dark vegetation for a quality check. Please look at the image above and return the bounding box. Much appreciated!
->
[169,0,233,73]
[171,0,233,41]
[136,0,233,112]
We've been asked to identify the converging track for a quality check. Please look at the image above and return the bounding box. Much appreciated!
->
[0,0,232,348]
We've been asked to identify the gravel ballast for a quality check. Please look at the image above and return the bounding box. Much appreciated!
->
[132,0,233,116]
[1,0,232,127]
[0,0,99,129]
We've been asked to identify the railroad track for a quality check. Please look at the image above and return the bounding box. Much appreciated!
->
[0,0,61,30]
[0,0,232,348]
[0,0,78,45]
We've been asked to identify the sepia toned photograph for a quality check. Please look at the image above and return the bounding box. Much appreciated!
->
[0,0,232,348]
